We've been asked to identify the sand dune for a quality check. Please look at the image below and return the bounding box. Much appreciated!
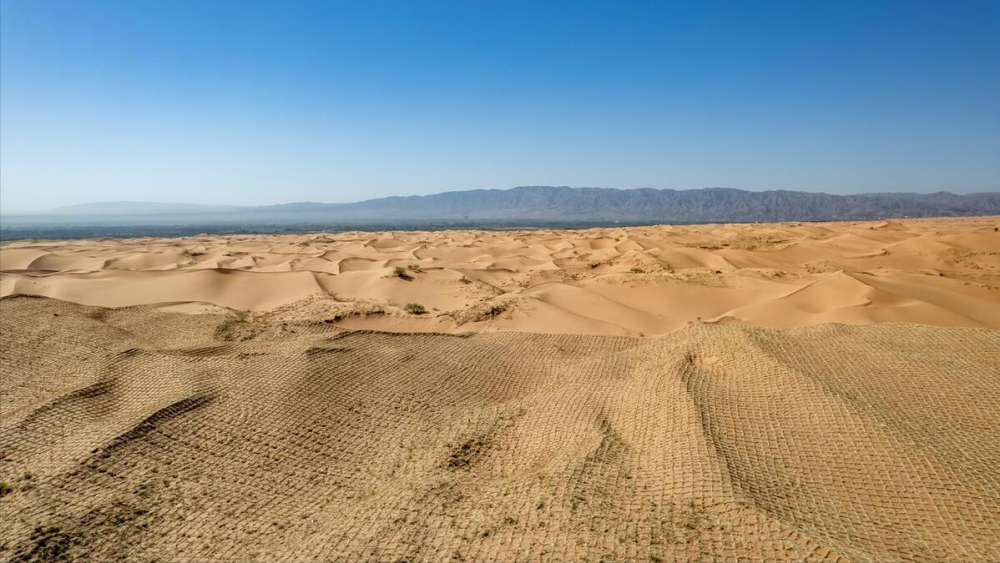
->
[2,217,997,334]
[2,218,999,562]
[1,296,998,562]
[1,269,335,311]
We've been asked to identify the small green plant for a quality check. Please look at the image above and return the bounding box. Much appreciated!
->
[393,267,413,280]
[408,264,422,272]
[630,267,645,273]
[404,302,426,315]
[0,481,11,497]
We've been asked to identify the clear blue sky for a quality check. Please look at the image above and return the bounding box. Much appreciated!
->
[1,0,998,212]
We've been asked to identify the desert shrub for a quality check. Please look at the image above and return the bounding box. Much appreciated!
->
[393,267,413,280]
[630,267,645,273]
[0,481,11,497]
[404,302,426,314]
[478,303,506,320]
[408,264,422,272]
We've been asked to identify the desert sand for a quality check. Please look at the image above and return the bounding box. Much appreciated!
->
[1,217,999,334]
[1,217,999,562]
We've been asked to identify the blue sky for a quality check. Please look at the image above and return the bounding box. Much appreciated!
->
[1,0,998,212]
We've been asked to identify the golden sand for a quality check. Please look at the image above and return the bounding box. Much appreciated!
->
[1,217,998,562]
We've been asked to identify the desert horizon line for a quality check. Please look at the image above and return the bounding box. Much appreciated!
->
[4,184,999,216]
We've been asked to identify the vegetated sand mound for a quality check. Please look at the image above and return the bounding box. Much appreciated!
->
[2,295,999,562]
[2,216,998,335]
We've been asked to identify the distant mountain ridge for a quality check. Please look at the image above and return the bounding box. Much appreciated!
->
[293,186,1000,222]
[21,186,1000,226]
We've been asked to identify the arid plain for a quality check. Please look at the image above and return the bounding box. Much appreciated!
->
[1,217,999,562]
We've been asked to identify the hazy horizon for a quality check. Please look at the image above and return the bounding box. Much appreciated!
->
[2,0,999,213]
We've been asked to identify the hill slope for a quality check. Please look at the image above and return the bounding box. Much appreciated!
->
[319,186,1000,222]
[2,295,999,562]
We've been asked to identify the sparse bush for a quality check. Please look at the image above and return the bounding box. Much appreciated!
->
[0,481,11,497]
[479,303,506,320]
[393,267,413,280]
[630,267,645,274]
[408,264,422,272]
[404,302,426,314]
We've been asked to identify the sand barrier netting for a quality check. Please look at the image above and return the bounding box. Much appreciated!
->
[1,295,998,562]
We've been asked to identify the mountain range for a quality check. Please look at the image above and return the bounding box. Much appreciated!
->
[5,186,999,230]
